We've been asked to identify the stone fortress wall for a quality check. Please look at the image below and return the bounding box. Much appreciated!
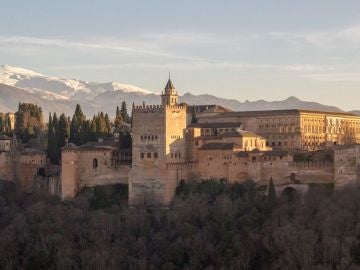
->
[61,143,129,200]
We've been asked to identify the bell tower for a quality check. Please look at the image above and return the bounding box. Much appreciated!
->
[161,74,179,106]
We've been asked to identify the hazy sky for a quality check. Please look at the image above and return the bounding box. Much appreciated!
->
[1,0,360,110]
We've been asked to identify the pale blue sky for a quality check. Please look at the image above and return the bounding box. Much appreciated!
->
[1,1,360,110]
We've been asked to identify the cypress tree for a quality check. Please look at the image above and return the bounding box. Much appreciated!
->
[82,120,91,143]
[96,112,107,138]
[47,126,60,164]
[52,113,59,144]
[89,119,97,141]
[70,104,86,145]
[47,113,53,148]
[48,113,53,132]
[120,101,129,123]
[58,113,70,148]
[105,113,111,134]
[116,106,121,118]
[114,106,123,130]
[191,106,198,124]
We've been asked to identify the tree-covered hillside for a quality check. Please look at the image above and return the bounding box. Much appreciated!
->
[0,180,359,269]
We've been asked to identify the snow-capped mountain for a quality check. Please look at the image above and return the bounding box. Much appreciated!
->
[0,65,348,117]
[0,65,154,101]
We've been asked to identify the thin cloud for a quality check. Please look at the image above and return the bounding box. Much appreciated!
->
[269,24,360,49]
[0,35,197,60]
[304,72,360,82]
[0,34,341,73]
[45,62,333,73]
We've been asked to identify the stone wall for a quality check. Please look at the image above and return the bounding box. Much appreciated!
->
[129,104,187,206]
[334,145,360,188]
[195,149,334,187]
[61,147,130,199]
[18,153,46,193]
[0,152,14,181]
[34,175,61,195]
[289,161,334,184]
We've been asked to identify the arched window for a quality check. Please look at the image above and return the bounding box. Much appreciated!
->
[93,159,98,169]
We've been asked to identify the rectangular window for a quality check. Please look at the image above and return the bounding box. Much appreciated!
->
[154,153,158,158]
[147,152,151,158]
[140,153,145,159]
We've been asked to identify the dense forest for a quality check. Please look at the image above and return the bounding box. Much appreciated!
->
[0,180,359,270]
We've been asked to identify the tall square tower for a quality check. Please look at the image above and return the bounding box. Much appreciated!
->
[129,78,187,206]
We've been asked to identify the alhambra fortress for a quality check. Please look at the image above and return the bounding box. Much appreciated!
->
[1,78,360,205]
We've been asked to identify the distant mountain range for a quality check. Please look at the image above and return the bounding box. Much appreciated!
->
[0,65,356,117]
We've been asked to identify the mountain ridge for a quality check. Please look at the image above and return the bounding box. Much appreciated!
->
[0,65,351,117]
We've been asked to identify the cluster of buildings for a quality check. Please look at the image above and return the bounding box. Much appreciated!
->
[1,78,360,206]
[60,78,360,205]
[0,135,48,193]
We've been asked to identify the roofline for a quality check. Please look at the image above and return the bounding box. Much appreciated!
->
[199,142,240,150]
[210,109,360,118]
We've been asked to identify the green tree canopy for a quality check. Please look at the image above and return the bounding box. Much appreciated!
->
[58,113,70,148]
[120,101,130,123]
[70,104,86,145]
[47,126,60,164]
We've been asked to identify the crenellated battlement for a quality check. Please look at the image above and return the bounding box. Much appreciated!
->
[132,104,165,113]
[289,161,333,169]
[132,104,186,113]
[165,104,186,110]
[166,161,198,169]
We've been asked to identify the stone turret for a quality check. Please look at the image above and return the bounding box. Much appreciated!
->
[61,143,79,199]
[161,75,179,106]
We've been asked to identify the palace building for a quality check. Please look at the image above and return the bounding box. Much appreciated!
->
[197,109,360,151]
[59,77,360,205]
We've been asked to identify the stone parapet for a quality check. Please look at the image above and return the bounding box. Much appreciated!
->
[289,161,333,169]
